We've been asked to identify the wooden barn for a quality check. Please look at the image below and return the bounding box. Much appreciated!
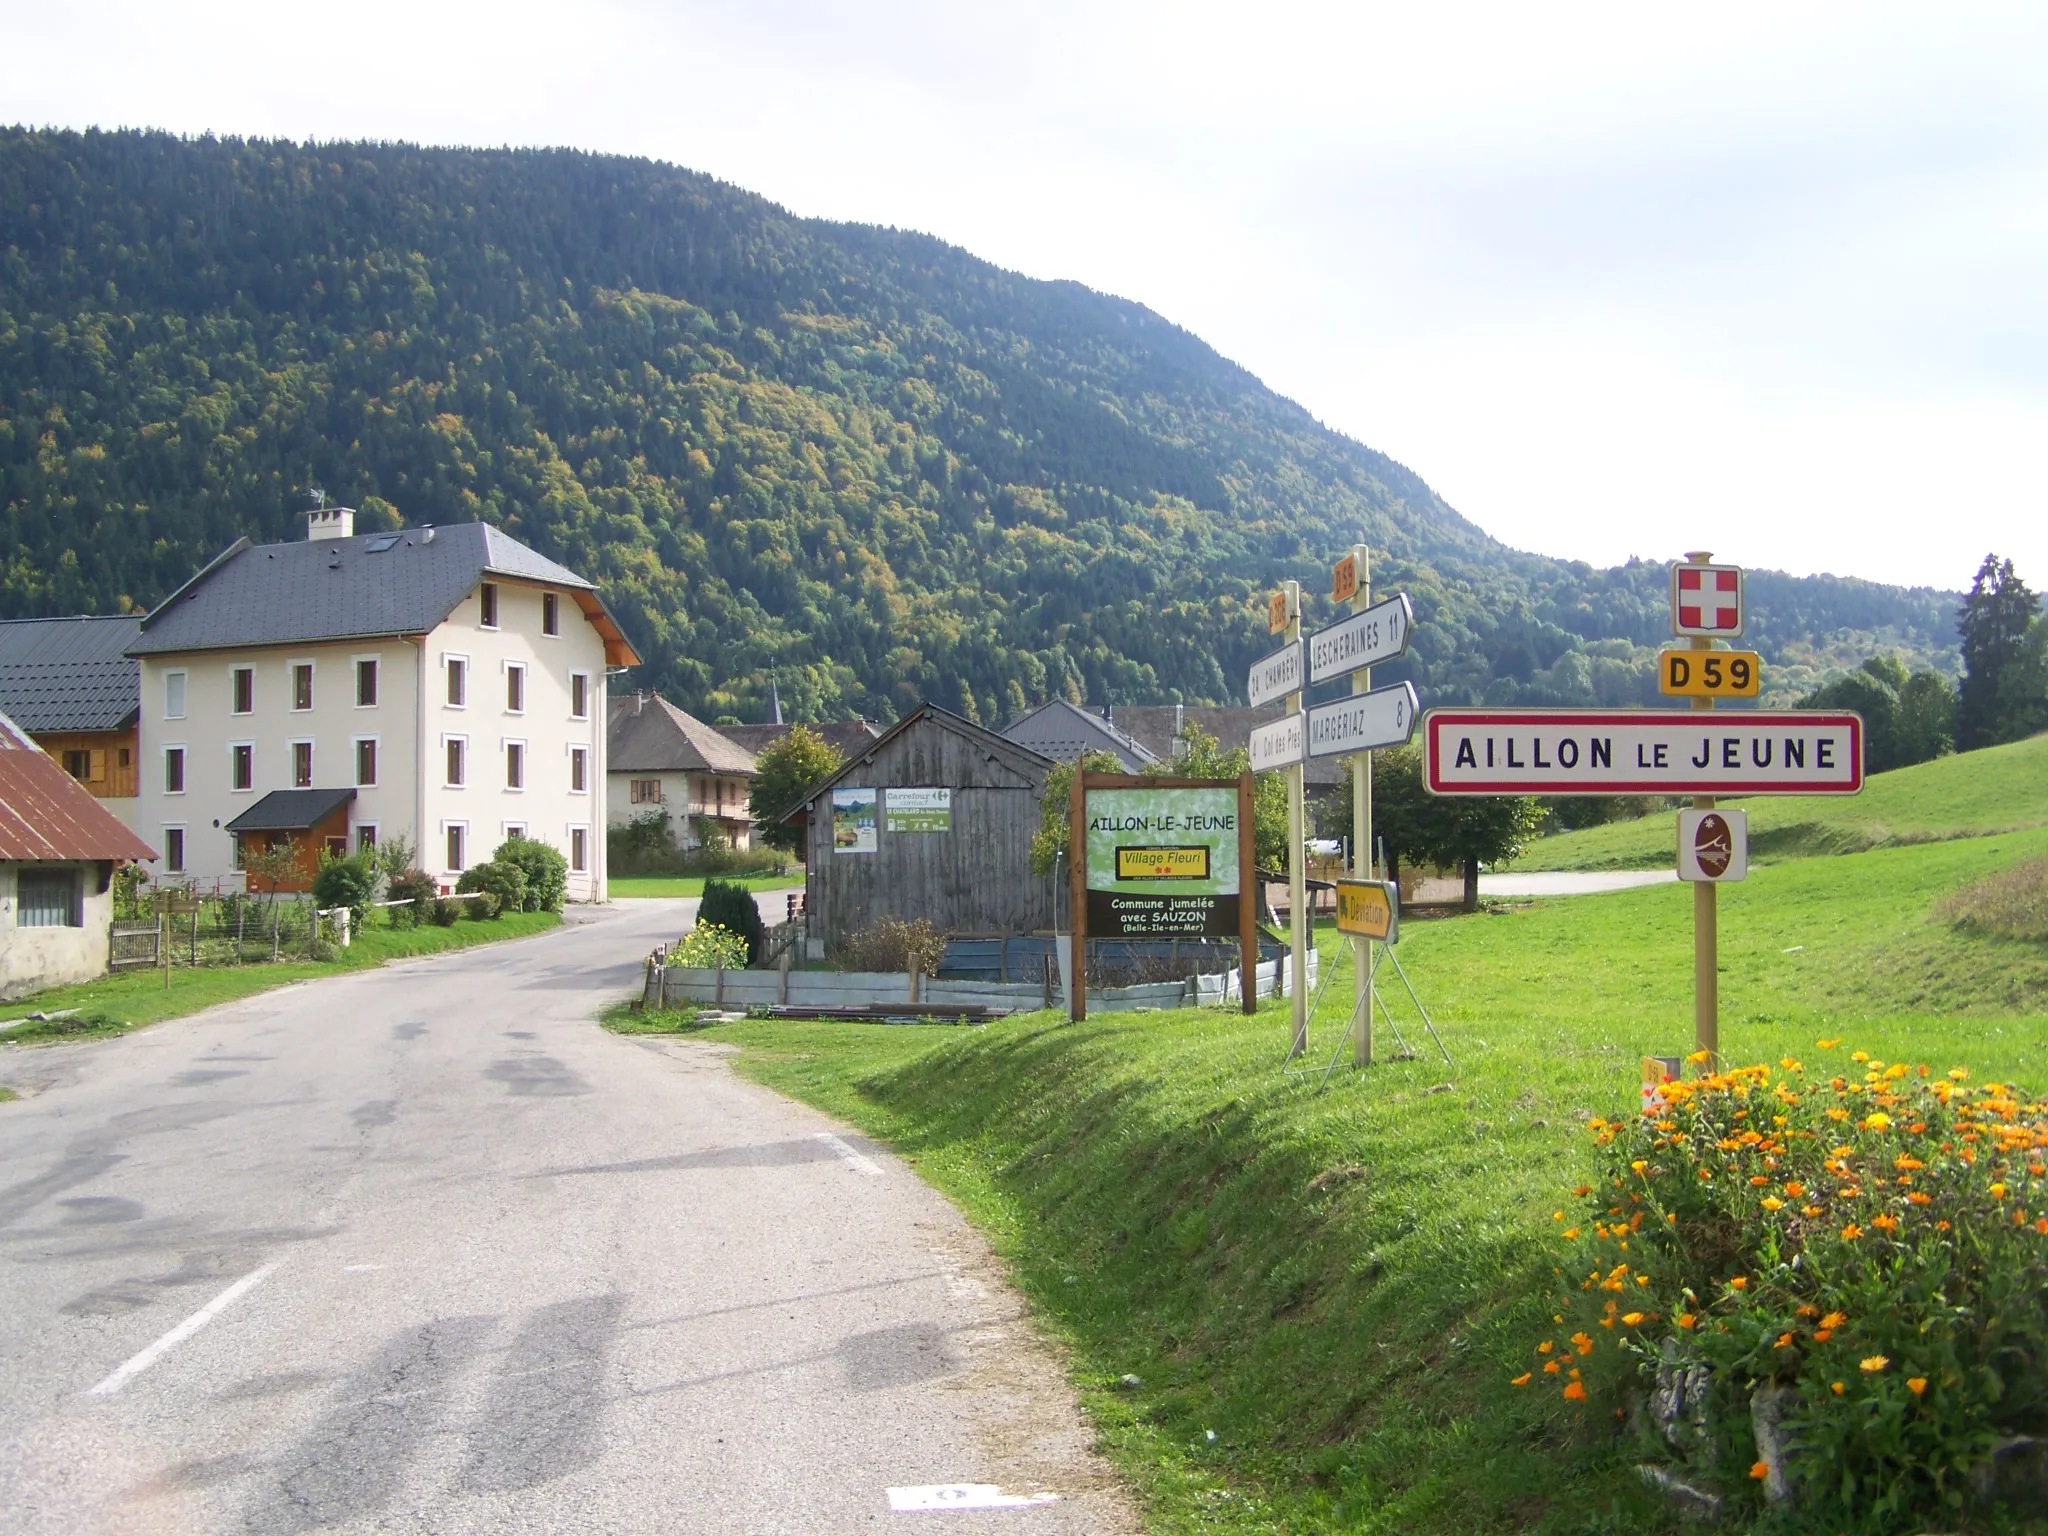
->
[786,703,1056,957]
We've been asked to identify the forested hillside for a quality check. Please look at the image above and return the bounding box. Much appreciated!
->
[0,129,1958,722]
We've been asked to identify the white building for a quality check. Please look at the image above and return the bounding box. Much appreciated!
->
[606,693,757,850]
[128,509,639,900]
[0,709,156,1001]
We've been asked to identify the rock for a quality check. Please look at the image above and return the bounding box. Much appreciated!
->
[1648,1346,1715,1461]
[1425,1082,1454,1096]
[1115,1373,1143,1391]
[1750,1385,1796,1505]
[1637,1464,1723,1523]
[1970,1435,2048,1510]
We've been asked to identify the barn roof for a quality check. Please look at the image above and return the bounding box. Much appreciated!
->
[783,701,1055,820]
[607,694,756,775]
[0,615,142,733]
[718,720,883,759]
[0,709,157,862]
[130,523,639,665]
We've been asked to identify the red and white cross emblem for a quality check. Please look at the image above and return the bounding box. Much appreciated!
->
[1670,561,1744,636]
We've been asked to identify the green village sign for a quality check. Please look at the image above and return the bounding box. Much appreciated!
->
[1067,773,1257,1020]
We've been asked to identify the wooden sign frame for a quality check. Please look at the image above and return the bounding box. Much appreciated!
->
[1068,771,1257,1020]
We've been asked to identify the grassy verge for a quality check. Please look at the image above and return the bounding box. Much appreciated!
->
[1515,733,2048,871]
[681,829,2048,1533]
[1,910,561,1036]
[610,873,803,898]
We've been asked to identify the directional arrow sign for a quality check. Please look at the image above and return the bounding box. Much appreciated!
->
[1305,681,1419,758]
[1246,640,1305,709]
[1422,709,1864,796]
[1306,593,1413,685]
[1248,712,1306,772]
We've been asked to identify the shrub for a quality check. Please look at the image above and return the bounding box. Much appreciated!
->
[428,896,461,926]
[384,869,438,928]
[1516,1046,2048,1530]
[457,859,527,920]
[838,917,946,976]
[311,849,380,925]
[672,921,750,971]
[493,834,567,911]
[698,878,765,965]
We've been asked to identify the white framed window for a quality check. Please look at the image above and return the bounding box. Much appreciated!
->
[505,739,526,791]
[164,746,186,795]
[230,666,254,715]
[569,671,590,720]
[541,591,560,636]
[445,735,467,787]
[290,661,314,712]
[505,661,525,714]
[479,582,499,628]
[502,822,527,841]
[230,741,254,792]
[445,822,467,872]
[354,824,378,855]
[354,736,379,787]
[164,670,187,720]
[164,827,187,874]
[445,654,468,708]
[290,739,314,788]
[569,825,588,873]
[569,745,588,793]
[355,657,379,708]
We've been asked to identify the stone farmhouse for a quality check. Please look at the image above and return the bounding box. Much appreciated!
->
[129,507,638,899]
[606,693,759,851]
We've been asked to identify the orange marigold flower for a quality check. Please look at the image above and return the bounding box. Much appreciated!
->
[1573,1185,1592,1197]
[1729,1276,1748,1291]
[1831,1381,1846,1395]
[1750,1175,1770,1187]
[1814,1329,1832,1342]
[1537,1341,1553,1354]
[1543,1359,1561,1374]
[1841,1224,1863,1240]
[1909,1192,1931,1205]
[1907,1378,1927,1396]
[1937,1220,1952,1231]
[1872,1215,1899,1232]
[1562,1381,1588,1401]
[1895,1156,1924,1171]
[2035,1218,2048,1235]
[1572,1332,1595,1356]
[1802,1205,1824,1217]
[1563,1228,1580,1239]
[1784,1181,1806,1197]
[1622,1312,1645,1327]
[1512,1372,1532,1386]
[1861,1355,1889,1373]
[1820,1312,1846,1328]
[1750,1460,1770,1480]
[1774,1332,1795,1349]
[1676,1313,1697,1329]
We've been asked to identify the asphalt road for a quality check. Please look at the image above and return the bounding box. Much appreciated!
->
[0,901,1132,1534]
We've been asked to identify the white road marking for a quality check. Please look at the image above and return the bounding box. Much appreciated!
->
[889,1484,1059,1511]
[343,1263,383,1272]
[813,1132,884,1177]
[88,1263,277,1396]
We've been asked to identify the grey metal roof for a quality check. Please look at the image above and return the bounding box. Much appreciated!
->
[1000,699,1157,773]
[718,720,882,759]
[131,523,597,656]
[223,787,358,833]
[0,615,142,733]
[607,694,756,775]
[786,702,1055,819]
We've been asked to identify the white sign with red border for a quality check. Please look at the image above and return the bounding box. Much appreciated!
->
[1422,709,1863,796]
[1671,561,1744,637]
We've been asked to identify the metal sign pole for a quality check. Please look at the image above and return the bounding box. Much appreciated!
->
[1068,767,1087,1023]
[1282,581,1308,1059]
[1347,546,1374,1067]
[1238,771,1257,1014]
[1685,551,1718,1065]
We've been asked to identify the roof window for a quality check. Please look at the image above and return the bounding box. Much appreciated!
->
[364,534,401,553]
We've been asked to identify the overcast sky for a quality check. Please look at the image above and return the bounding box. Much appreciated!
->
[7,1,2045,591]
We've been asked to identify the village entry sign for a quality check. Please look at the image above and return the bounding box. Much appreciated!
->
[1068,772,1258,1020]
[1421,709,1865,796]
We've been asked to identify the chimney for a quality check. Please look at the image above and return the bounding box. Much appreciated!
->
[307,506,355,541]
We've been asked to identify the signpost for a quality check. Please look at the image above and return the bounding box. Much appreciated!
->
[1334,878,1398,942]
[1248,712,1306,772]
[1068,772,1257,1020]
[1306,682,1418,759]
[1306,593,1413,685]
[1419,709,1864,796]
[1246,641,1305,709]
[1660,649,1761,699]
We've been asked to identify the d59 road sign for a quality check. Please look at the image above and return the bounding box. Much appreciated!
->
[1422,709,1863,796]
[1659,649,1761,698]
[1306,592,1413,684]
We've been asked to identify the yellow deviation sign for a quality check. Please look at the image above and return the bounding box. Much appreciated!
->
[1334,878,1399,942]
[1659,649,1761,698]
[1331,552,1359,604]
[1115,845,1211,880]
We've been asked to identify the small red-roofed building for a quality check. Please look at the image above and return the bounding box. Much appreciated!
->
[0,708,157,1000]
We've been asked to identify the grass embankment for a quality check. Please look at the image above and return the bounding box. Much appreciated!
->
[1515,733,2048,871]
[609,873,802,898]
[1,911,560,1037]
[673,829,2048,1533]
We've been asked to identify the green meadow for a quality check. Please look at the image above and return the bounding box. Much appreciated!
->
[652,740,2048,1533]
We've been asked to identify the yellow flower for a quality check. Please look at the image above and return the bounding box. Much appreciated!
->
[1818,1038,1841,1049]
[1863,1113,1891,1132]
[1563,1227,1581,1240]
[1949,1067,1969,1081]
[1831,1381,1845,1395]
[1991,1183,2008,1198]
[1860,1355,1889,1373]
[1907,1378,1927,1396]
[1630,1160,1648,1174]
[1687,1050,1711,1064]
[1760,1197,1785,1211]
[1852,1051,1870,1062]
[1820,1311,1847,1328]
[1622,1312,1645,1326]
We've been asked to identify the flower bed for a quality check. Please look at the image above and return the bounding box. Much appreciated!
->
[1518,1044,2048,1529]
